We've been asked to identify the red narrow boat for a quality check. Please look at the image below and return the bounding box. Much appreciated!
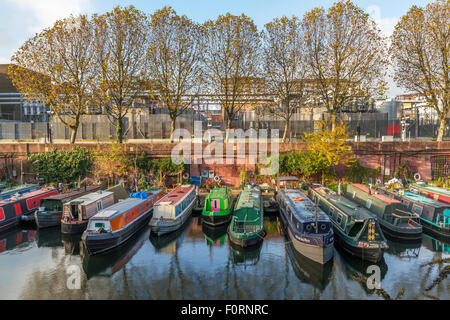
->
[0,187,58,233]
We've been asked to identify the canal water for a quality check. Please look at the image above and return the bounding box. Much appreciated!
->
[0,211,448,300]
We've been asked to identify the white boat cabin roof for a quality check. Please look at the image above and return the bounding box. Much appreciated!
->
[65,191,113,207]
[155,185,194,206]
[280,189,328,222]
[93,197,144,220]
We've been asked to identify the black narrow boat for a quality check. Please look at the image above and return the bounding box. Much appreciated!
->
[310,185,388,263]
[345,184,423,240]
[0,187,58,233]
[377,187,450,239]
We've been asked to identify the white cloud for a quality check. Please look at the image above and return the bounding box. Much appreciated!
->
[4,0,93,33]
[0,0,93,64]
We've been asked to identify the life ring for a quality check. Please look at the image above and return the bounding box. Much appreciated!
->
[376,178,382,185]
[214,176,221,182]
[414,173,421,181]
[182,172,189,179]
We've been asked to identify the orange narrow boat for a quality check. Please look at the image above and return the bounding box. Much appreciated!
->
[82,189,164,255]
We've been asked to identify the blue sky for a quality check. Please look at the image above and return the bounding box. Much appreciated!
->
[0,0,434,96]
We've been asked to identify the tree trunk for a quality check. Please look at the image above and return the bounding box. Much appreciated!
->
[116,118,123,144]
[282,118,289,143]
[170,117,176,143]
[70,127,78,144]
[225,116,232,142]
[330,113,337,131]
[437,116,446,142]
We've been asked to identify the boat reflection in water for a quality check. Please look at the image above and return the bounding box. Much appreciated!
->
[82,227,150,279]
[422,233,450,254]
[336,245,388,293]
[61,233,82,256]
[285,239,333,290]
[202,221,228,247]
[149,215,192,253]
[385,238,421,260]
[228,240,263,267]
[36,227,63,248]
[0,228,36,253]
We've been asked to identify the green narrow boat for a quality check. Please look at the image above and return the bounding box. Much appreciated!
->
[201,187,233,226]
[228,184,265,248]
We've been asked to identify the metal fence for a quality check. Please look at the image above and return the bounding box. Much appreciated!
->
[0,112,448,141]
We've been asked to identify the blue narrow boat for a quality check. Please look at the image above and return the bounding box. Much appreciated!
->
[275,177,334,264]
[377,187,450,239]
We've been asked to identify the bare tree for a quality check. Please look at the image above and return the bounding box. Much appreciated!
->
[262,16,308,142]
[302,0,388,129]
[202,13,261,138]
[147,7,204,142]
[92,6,150,143]
[391,0,449,141]
[9,15,96,143]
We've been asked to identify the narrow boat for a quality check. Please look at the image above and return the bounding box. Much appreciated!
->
[228,184,265,248]
[275,177,334,264]
[149,185,196,236]
[345,184,423,240]
[0,187,58,233]
[35,184,104,228]
[409,182,450,204]
[0,184,40,200]
[82,189,164,255]
[61,191,115,234]
[377,187,450,239]
[201,186,233,226]
[310,185,388,263]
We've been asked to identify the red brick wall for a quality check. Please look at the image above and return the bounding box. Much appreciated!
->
[1,141,449,185]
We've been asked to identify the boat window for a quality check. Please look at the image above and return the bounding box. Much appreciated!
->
[97,201,102,211]
[41,199,62,212]
[336,213,342,224]
[366,199,372,209]
[94,222,104,228]
[402,200,410,208]
[411,204,423,216]
[140,205,144,213]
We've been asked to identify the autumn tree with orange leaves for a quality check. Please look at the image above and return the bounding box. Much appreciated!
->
[9,15,96,144]
[302,0,388,130]
[92,6,150,143]
[147,7,204,142]
[262,16,309,142]
[202,13,261,138]
[391,0,449,141]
